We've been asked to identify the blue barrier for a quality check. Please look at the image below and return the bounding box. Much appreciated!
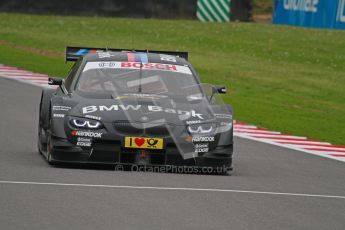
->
[273,0,345,29]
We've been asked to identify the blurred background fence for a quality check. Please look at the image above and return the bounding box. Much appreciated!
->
[273,0,345,30]
[0,0,253,21]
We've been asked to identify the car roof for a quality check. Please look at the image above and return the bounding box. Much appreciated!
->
[82,51,189,66]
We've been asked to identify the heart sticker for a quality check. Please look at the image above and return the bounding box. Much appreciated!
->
[134,138,145,147]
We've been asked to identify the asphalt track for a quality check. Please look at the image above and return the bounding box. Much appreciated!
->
[0,77,344,230]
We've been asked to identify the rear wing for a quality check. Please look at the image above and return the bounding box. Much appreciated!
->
[65,46,188,62]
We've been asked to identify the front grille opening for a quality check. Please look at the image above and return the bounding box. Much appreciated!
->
[113,121,174,137]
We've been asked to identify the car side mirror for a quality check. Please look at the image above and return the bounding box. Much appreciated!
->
[48,77,63,86]
[48,77,68,94]
[214,85,227,94]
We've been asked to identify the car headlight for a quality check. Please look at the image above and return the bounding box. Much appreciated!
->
[70,117,103,129]
[216,122,232,133]
[187,124,215,134]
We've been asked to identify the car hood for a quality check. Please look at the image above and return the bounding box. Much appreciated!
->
[67,93,218,125]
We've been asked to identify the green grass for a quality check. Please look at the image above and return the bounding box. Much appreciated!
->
[253,0,272,14]
[1,13,345,145]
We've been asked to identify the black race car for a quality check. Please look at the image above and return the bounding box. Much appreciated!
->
[38,46,233,173]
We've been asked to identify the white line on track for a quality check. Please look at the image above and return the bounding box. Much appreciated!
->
[0,180,345,200]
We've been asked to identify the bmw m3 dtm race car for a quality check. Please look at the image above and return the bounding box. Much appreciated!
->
[38,46,233,173]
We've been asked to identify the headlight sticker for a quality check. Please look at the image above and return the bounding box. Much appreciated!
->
[187,124,215,134]
[70,118,102,129]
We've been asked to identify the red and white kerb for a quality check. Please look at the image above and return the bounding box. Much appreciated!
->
[1,64,344,163]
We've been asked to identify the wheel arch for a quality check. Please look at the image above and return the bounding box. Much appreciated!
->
[39,88,56,130]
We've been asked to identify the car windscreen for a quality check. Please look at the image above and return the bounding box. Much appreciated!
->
[75,61,200,96]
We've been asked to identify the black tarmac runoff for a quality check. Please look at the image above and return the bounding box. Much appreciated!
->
[1,77,345,230]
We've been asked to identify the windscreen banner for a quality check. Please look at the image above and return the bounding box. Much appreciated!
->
[272,0,345,29]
